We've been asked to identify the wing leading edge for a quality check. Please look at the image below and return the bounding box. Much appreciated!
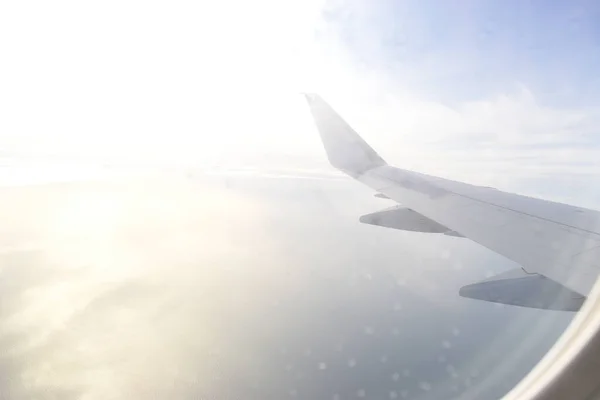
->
[305,93,600,311]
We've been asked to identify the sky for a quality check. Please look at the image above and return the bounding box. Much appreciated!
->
[1,0,600,209]
[1,0,600,205]
[325,0,600,106]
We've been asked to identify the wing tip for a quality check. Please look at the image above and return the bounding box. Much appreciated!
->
[304,93,386,176]
[302,92,320,103]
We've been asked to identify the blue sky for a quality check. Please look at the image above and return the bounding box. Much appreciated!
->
[324,0,600,107]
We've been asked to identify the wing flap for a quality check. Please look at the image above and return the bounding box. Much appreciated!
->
[359,206,451,233]
[459,268,585,311]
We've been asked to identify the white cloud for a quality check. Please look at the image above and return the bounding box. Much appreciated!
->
[319,81,600,206]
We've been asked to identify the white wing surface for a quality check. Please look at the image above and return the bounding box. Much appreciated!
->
[305,93,600,310]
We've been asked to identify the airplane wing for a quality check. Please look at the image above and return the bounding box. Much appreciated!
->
[304,93,600,311]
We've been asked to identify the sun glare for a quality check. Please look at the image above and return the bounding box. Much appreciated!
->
[0,0,343,167]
